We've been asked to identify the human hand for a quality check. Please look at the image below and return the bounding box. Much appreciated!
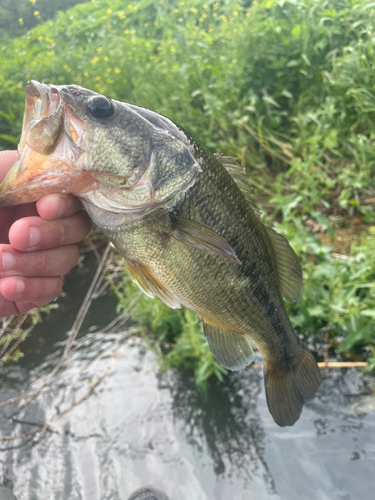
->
[0,150,91,317]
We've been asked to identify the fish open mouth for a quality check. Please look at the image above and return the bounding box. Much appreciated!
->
[0,81,94,207]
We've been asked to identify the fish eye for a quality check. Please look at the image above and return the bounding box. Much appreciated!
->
[87,96,114,119]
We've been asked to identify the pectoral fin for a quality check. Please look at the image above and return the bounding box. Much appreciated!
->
[126,261,180,309]
[170,214,241,265]
[203,322,254,371]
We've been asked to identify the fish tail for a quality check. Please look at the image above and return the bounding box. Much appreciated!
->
[264,342,321,427]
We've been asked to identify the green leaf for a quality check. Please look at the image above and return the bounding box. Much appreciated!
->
[360,309,375,318]
[0,134,18,144]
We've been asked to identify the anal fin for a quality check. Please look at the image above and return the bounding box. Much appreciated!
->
[126,261,180,309]
[203,322,255,371]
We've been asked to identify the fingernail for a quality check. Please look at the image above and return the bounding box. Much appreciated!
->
[28,225,41,248]
[15,278,25,294]
[1,252,15,272]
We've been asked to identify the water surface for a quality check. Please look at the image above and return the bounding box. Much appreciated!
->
[0,257,374,500]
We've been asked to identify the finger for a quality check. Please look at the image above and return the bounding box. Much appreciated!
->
[36,194,83,220]
[8,211,92,252]
[0,244,80,277]
[0,150,20,182]
[0,295,44,317]
[0,276,63,303]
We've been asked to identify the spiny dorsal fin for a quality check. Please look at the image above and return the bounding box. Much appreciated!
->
[170,213,241,265]
[203,322,255,371]
[266,227,303,302]
[214,154,260,217]
[126,261,181,309]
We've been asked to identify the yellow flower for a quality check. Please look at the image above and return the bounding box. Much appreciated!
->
[91,56,99,65]
[33,10,40,18]
[38,36,43,41]
[29,0,37,5]
[192,8,198,14]
[94,76,101,81]
[96,47,102,52]
[118,12,126,19]
[114,67,121,74]
[18,18,24,25]
[124,29,129,34]
[103,56,109,61]
[106,9,112,15]
[83,72,89,77]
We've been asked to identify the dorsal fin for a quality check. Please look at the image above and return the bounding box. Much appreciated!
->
[266,227,303,302]
[214,154,260,217]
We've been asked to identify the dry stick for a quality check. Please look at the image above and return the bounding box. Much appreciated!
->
[0,373,109,442]
[363,198,375,205]
[0,322,36,366]
[86,235,103,262]
[324,330,329,376]
[0,316,15,342]
[0,327,132,443]
[250,361,368,370]
[0,314,29,361]
[6,243,112,415]
[0,386,67,409]
[242,123,293,167]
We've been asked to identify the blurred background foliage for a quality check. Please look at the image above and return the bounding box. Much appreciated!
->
[0,0,374,385]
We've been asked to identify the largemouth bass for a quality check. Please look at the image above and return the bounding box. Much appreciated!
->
[0,81,321,426]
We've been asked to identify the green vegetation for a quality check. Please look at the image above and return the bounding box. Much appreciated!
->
[0,0,374,384]
[0,0,86,44]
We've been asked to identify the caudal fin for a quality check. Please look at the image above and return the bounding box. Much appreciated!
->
[264,343,321,427]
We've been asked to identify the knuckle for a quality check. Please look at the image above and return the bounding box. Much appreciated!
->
[34,251,49,274]
[33,278,46,300]
[57,221,70,245]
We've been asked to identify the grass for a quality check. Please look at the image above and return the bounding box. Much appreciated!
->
[0,0,374,385]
